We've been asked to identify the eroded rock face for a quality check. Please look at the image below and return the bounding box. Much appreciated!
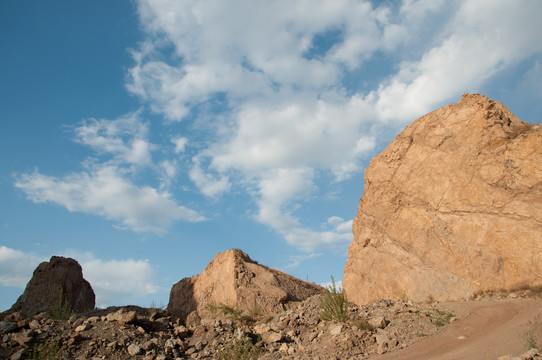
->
[167,249,323,319]
[10,256,95,316]
[344,94,542,304]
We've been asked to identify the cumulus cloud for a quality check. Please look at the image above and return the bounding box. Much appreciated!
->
[15,166,205,234]
[62,251,162,307]
[282,253,322,271]
[129,0,402,121]
[253,168,353,251]
[210,97,376,180]
[158,159,178,189]
[0,246,45,288]
[84,258,160,307]
[73,111,153,167]
[124,0,542,252]
[189,158,231,198]
[371,0,542,123]
[321,279,343,291]
[15,107,208,234]
[171,137,188,154]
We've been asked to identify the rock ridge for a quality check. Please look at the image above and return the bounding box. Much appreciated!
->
[167,249,323,320]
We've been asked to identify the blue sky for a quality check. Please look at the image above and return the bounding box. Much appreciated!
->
[1,0,541,311]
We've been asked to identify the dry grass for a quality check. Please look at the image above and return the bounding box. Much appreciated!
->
[216,335,260,360]
[522,313,542,350]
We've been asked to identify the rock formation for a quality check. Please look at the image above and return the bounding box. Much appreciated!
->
[344,94,542,304]
[10,256,95,316]
[167,249,323,319]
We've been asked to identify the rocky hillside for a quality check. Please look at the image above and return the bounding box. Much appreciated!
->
[0,294,465,359]
[344,93,542,305]
[2,290,540,360]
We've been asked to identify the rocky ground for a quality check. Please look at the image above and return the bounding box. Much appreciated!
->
[2,289,540,360]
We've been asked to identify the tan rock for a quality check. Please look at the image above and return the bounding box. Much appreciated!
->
[12,332,33,346]
[105,308,138,324]
[167,249,323,319]
[127,343,143,356]
[261,330,282,343]
[329,323,343,336]
[253,323,271,335]
[75,324,90,332]
[368,316,388,329]
[344,94,542,304]
[185,311,201,328]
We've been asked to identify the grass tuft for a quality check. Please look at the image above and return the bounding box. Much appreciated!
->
[522,314,541,350]
[320,276,348,323]
[148,300,165,316]
[31,336,62,360]
[48,288,72,321]
[208,303,255,325]
[216,335,260,360]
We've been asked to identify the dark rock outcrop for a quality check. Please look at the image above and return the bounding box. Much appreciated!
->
[10,256,95,316]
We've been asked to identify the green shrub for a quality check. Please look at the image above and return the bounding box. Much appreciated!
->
[320,276,348,323]
[216,335,259,360]
[432,309,455,327]
[31,336,62,360]
[48,289,72,321]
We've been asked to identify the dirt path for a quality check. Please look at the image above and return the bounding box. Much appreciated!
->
[373,298,542,360]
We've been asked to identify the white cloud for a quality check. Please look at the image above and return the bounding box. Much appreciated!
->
[129,0,401,121]
[189,158,231,198]
[84,258,160,307]
[253,168,352,251]
[320,279,343,291]
[282,253,322,271]
[62,251,162,307]
[327,216,353,233]
[210,97,377,178]
[73,111,153,167]
[158,159,178,189]
[371,0,542,123]
[172,137,188,153]
[0,246,45,288]
[15,165,205,234]
[125,0,542,252]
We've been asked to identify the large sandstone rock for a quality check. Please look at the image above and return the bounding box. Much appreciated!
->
[10,256,95,316]
[167,249,323,319]
[344,94,542,304]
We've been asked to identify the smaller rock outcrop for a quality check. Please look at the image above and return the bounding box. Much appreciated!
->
[9,256,95,316]
[167,249,323,320]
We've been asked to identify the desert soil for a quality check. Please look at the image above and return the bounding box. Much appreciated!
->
[374,298,542,360]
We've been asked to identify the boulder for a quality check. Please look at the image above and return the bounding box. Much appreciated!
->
[167,249,322,319]
[344,94,542,304]
[10,256,95,316]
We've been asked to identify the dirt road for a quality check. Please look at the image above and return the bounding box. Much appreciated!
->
[373,298,542,360]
